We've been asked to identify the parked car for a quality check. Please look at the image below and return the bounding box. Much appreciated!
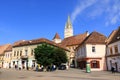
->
[70,64,75,68]
[58,64,66,70]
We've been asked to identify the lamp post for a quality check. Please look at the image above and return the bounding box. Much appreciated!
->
[26,58,29,70]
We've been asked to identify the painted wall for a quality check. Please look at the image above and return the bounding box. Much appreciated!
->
[107,41,120,72]
[75,44,106,71]
[3,51,12,68]
[86,44,106,57]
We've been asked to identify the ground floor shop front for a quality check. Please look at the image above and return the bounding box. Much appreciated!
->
[107,56,120,72]
[76,57,106,71]
[11,58,36,70]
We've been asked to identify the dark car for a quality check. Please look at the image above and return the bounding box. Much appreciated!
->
[58,65,66,70]
[70,64,75,68]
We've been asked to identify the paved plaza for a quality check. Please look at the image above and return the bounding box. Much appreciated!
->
[0,68,120,80]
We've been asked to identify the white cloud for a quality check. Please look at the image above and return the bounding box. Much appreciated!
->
[71,0,96,22]
[71,0,120,26]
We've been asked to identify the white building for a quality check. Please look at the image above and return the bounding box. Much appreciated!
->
[75,31,107,71]
[106,27,120,72]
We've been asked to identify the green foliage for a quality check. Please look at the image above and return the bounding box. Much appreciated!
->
[52,48,68,66]
[34,43,68,67]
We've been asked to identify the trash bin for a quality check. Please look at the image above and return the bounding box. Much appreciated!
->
[86,62,91,73]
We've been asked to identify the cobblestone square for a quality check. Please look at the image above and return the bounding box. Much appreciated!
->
[0,68,120,80]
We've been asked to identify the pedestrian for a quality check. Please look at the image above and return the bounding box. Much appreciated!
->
[36,65,38,72]
[111,67,115,73]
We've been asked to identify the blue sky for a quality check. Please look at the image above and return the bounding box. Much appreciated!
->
[0,0,120,45]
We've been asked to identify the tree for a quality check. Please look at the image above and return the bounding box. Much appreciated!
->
[52,48,68,66]
[34,43,68,68]
[34,43,54,67]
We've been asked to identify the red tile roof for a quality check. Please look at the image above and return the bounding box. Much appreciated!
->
[61,32,88,46]
[106,30,117,44]
[108,27,120,44]
[13,38,69,51]
[83,31,107,44]
[5,45,12,52]
[52,33,61,40]
[0,44,11,55]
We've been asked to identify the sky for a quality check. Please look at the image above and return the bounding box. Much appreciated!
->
[0,0,120,45]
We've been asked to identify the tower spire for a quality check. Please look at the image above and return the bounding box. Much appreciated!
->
[64,15,73,38]
[65,15,72,29]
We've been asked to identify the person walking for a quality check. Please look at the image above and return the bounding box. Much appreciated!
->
[111,67,115,73]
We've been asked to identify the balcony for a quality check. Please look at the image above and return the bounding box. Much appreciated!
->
[21,55,28,59]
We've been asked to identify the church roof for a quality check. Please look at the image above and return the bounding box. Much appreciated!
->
[82,31,107,44]
[61,32,88,46]
[0,44,11,55]
[107,27,120,44]
[52,33,61,40]
[13,38,69,51]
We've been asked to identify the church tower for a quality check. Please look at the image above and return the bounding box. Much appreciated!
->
[64,16,73,38]
[52,33,62,43]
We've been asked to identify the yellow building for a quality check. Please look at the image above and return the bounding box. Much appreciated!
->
[0,44,11,68]
[3,45,12,68]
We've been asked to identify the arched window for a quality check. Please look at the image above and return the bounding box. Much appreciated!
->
[90,60,100,68]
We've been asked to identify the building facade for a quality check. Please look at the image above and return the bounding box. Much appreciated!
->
[106,27,120,72]
[0,44,11,68]
[3,45,12,68]
[11,38,68,70]
[75,31,107,71]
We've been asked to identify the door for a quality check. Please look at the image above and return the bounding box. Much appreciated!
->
[115,62,118,72]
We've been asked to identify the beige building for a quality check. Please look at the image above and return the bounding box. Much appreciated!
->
[106,27,120,72]
[0,44,11,68]
[11,38,68,70]
[3,45,12,68]
[75,31,107,71]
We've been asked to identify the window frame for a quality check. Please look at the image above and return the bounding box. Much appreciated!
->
[92,46,96,53]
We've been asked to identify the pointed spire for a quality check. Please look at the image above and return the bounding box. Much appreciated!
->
[53,33,61,40]
[65,15,72,29]
[64,15,73,38]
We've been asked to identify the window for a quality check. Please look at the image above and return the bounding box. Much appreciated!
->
[14,51,16,57]
[25,50,28,56]
[92,46,96,52]
[114,45,118,53]
[90,60,100,68]
[20,51,22,56]
[17,51,19,56]
[8,54,9,58]
[110,47,113,55]
[31,50,34,56]
[5,54,7,58]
